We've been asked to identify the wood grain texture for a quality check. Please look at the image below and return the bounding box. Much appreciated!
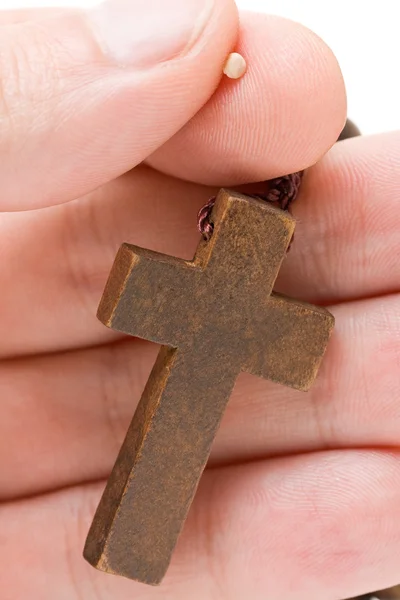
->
[84,189,334,585]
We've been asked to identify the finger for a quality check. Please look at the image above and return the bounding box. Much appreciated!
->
[0,0,238,211]
[1,131,400,358]
[147,11,347,185]
[0,8,63,24]
[277,131,400,304]
[1,294,399,500]
[2,451,400,599]
[0,167,209,358]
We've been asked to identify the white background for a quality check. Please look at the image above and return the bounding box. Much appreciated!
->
[0,0,398,135]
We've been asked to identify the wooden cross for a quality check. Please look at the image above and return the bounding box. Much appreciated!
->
[84,189,334,585]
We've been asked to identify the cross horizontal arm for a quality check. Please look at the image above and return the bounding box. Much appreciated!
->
[97,244,196,347]
[245,294,334,391]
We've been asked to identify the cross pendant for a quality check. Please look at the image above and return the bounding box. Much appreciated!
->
[84,189,334,585]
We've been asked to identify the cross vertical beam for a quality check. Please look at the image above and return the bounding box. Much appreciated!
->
[84,346,239,585]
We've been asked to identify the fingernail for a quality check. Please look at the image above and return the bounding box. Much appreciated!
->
[89,0,215,67]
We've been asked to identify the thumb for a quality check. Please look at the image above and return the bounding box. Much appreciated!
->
[0,0,238,211]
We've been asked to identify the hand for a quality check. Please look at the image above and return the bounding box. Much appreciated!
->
[0,1,398,599]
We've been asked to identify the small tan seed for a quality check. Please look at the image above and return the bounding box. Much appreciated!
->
[223,52,247,79]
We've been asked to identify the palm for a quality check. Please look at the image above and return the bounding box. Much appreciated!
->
[1,149,399,599]
[0,4,399,600]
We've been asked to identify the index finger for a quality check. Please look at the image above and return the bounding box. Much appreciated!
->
[148,11,347,184]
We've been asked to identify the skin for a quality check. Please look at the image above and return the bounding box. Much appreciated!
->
[0,2,399,599]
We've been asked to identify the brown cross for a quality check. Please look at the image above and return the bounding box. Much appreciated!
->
[84,189,334,585]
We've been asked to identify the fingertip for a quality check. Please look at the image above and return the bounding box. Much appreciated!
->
[148,12,348,185]
[185,0,239,87]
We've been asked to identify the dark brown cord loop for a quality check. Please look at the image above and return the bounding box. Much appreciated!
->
[197,118,361,242]
[198,171,304,241]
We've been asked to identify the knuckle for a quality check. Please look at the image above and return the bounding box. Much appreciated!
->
[0,23,64,133]
[62,195,107,319]
[97,343,128,451]
[63,485,103,600]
